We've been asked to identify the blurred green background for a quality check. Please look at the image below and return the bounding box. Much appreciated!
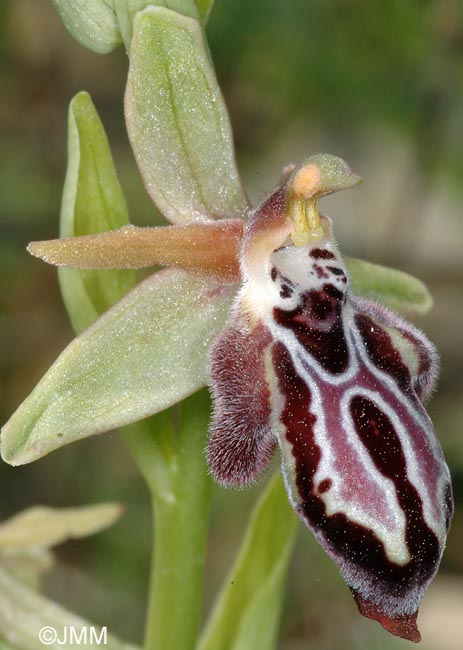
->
[0,0,461,648]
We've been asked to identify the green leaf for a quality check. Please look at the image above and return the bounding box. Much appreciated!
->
[59,91,137,333]
[199,473,298,650]
[125,7,249,225]
[0,504,122,550]
[114,1,201,49]
[0,639,14,650]
[0,547,53,592]
[50,0,122,54]
[0,567,138,650]
[345,256,433,316]
[0,504,122,592]
[1,269,235,465]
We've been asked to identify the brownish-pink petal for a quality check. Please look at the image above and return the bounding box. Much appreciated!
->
[27,220,243,283]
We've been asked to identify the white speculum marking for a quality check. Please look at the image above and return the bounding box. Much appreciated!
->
[264,337,410,562]
[351,325,450,540]
[259,243,415,563]
[295,352,411,566]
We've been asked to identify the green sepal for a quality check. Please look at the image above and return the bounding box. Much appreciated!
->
[199,473,298,650]
[49,0,122,54]
[0,270,234,465]
[125,7,249,225]
[345,256,433,316]
[59,91,137,332]
[114,0,200,50]
[195,0,215,23]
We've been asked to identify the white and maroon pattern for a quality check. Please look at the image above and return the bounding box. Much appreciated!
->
[208,183,452,643]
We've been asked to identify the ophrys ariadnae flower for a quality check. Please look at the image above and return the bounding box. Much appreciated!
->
[6,155,452,643]
[207,156,453,643]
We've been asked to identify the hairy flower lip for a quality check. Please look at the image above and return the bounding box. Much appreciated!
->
[208,172,452,644]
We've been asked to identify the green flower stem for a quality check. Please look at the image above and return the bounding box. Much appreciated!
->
[123,389,212,650]
[199,473,298,650]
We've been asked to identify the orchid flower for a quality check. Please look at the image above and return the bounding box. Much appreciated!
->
[1,5,452,646]
[7,150,452,643]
